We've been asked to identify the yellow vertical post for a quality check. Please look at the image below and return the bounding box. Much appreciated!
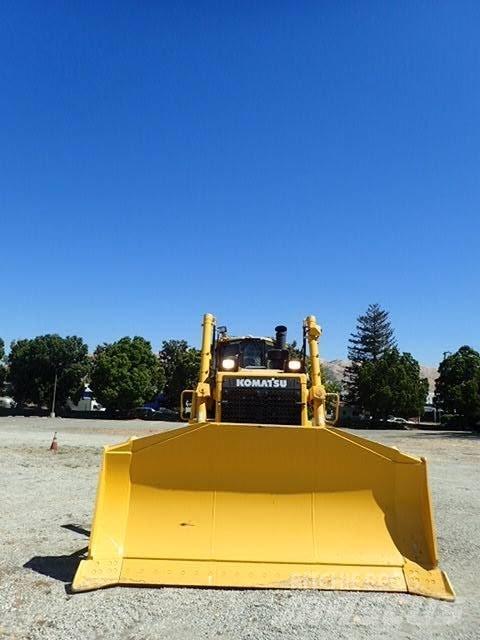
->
[194,313,215,423]
[305,315,326,427]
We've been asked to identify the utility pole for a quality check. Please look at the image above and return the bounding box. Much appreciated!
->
[442,351,451,361]
[50,370,58,418]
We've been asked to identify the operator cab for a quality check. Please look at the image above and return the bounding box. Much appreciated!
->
[215,325,304,373]
[218,338,273,369]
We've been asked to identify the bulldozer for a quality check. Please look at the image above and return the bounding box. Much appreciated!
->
[72,314,454,600]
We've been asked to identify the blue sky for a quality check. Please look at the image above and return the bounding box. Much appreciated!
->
[1,2,479,364]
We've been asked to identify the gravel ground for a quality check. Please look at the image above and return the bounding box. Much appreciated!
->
[0,417,478,640]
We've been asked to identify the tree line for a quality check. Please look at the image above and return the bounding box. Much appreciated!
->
[1,336,200,414]
[343,303,480,425]
[0,306,479,425]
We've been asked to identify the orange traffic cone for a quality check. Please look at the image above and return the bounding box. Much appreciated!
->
[49,432,58,453]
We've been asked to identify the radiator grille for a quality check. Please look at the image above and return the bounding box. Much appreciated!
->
[221,378,302,425]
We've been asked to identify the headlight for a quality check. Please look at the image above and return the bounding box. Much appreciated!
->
[288,359,302,371]
[222,358,236,370]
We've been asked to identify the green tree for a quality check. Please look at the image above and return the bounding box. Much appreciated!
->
[344,303,396,404]
[0,338,6,389]
[347,303,397,362]
[90,337,160,412]
[435,346,480,425]
[355,348,428,419]
[8,335,89,409]
[159,340,200,408]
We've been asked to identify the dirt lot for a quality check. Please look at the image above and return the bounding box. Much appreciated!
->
[0,417,478,640]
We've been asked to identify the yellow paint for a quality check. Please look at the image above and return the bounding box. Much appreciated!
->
[305,315,325,426]
[72,314,454,601]
[214,370,309,425]
[193,313,215,423]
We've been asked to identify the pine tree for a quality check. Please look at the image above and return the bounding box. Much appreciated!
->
[0,338,6,389]
[347,303,396,363]
[343,304,396,405]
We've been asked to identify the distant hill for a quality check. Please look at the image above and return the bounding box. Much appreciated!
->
[323,359,438,392]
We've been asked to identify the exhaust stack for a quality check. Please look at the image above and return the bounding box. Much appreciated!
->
[275,325,287,350]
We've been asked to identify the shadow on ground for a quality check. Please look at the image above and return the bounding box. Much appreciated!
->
[61,523,91,537]
[23,523,90,587]
[23,548,87,583]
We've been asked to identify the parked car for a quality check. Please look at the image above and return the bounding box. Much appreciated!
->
[150,407,180,422]
[129,406,179,421]
[130,406,157,419]
[0,396,17,409]
[386,416,415,429]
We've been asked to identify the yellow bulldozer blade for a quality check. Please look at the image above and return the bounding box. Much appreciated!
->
[72,423,454,600]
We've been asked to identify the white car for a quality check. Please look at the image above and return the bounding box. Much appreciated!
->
[0,396,17,409]
[386,416,416,428]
